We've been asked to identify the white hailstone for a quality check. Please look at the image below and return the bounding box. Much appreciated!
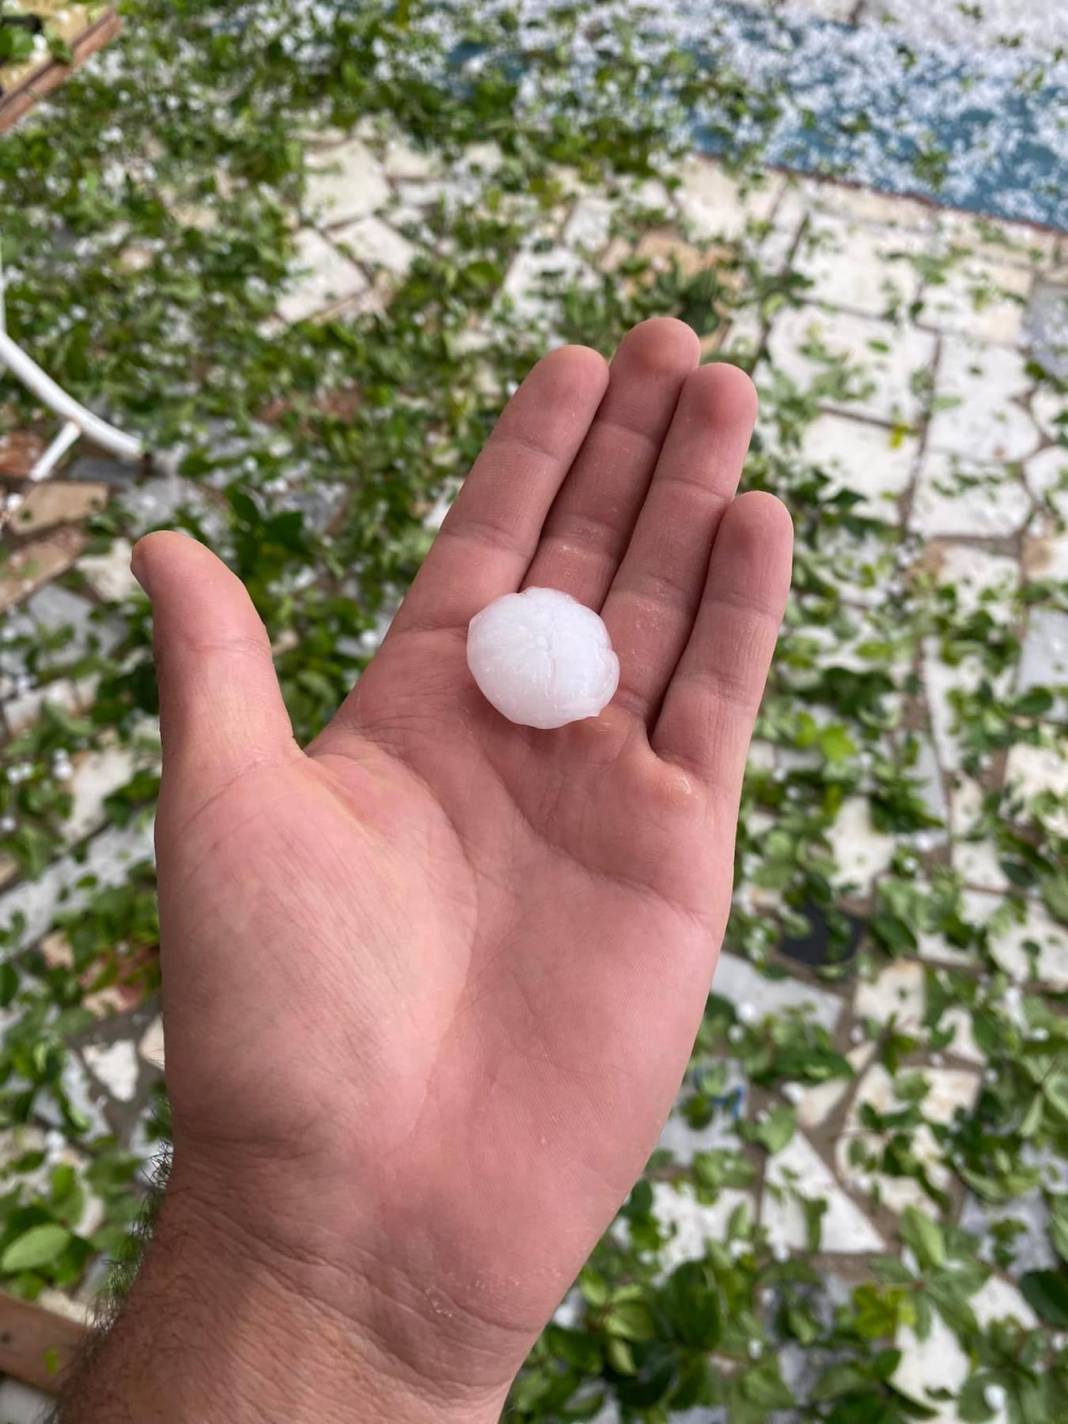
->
[850,1024,865,1045]
[0,815,15,833]
[727,1024,745,1044]
[782,1082,804,1105]
[737,1001,759,1026]
[466,587,619,730]
[747,1338,761,1358]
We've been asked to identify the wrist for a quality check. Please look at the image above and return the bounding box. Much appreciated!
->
[61,1157,510,1424]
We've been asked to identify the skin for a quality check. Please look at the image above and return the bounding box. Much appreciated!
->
[59,318,792,1423]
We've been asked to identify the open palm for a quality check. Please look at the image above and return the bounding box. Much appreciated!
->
[135,319,792,1408]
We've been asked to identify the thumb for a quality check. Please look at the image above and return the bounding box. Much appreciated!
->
[131,532,298,819]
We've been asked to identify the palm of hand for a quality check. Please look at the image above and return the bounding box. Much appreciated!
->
[139,319,791,1395]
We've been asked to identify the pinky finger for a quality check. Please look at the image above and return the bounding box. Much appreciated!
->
[652,491,792,799]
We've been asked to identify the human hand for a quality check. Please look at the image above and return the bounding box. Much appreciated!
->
[64,319,791,1422]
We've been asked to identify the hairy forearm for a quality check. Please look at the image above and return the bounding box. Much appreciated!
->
[55,1171,507,1424]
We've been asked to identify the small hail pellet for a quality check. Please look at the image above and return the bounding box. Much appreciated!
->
[466,587,620,729]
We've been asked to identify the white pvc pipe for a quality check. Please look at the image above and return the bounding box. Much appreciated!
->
[0,329,143,463]
[29,419,81,482]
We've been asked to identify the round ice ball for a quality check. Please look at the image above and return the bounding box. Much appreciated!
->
[467,586,620,730]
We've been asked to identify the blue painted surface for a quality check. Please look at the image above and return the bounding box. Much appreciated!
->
[686,2,1067,231]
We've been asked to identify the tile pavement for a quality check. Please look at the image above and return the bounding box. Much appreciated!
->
[1,131,1067,1409]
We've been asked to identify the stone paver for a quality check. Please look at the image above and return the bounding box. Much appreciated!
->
[64,745,139,843]
[925,542,1019,619]
[332,215,417,277]
[82,1039,140,1103]
[562,196,615,253]
[985,902,1068,990]
[275,228,368,325]
[826,796,896,894]
[77,537,139,602]
[917,255,1032,344]
[950,775,1011,893]
[854,959,925,1032]
[11,481,107,535]
[794,214,925,317]
[0,432,46,478]
[304,137,390,226]
[801,412,917,518]
[500,246,596,327]
[138,1014,165,1072]
[909,450,1032,537]
[712,950,843,1032]
[767,305,936,424]
[0,530,87,612]
[652,1181,756,1275]
[1018,608,1068,696]
[675,156,782,240]
[0,1378,50,1424]
[763,1130,885,1253]
[1004,739,1068,838]
[927,337,1039,462]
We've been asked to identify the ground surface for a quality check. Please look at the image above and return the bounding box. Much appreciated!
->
[0,3,1066,1422]
[0,5,101,92]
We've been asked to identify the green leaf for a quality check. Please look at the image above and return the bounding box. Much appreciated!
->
[814,1361,877,1400]
[1050,1198,1068,1265]
[1013,687,1054,716]
[1019,1269,1068,1327]
[661,1261,721,1349]
[1042,875,1068,925]
[740,1357,794,1409]
[900,1207,946,1269]
[0,25,35,63]
[818,724,857,764]
[578,1266,609,1307]
[604,1299,656,1342]
[604,1336,636,1376]
[1,1224,72,1274]
[670,1354,711,1410]
[1020,1093,1044,1138]
[46,34,74,64]
[802,1195,827,1252]
[750,1104,796,1155]
[1042,1072,1068,1122]
[49,1163,76,1203]
[545,1325,602,1373]
[0,960,17,1008]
